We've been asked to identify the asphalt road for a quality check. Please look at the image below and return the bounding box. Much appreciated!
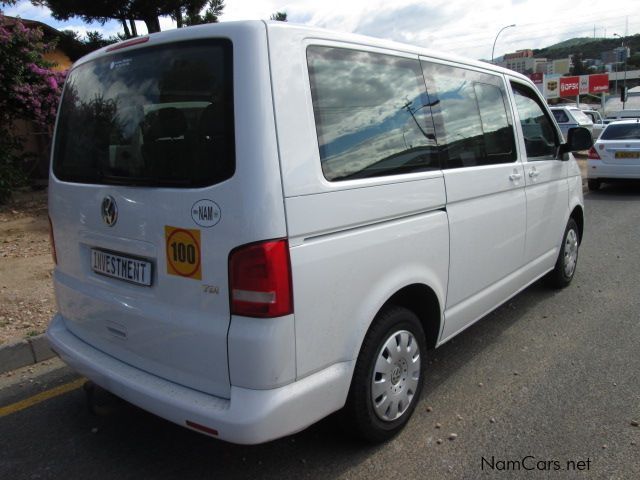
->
[1,184,639,480]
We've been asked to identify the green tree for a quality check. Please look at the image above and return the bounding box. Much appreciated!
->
[174,0,224,27]
[570,52,589,76]
[31,1,225,37]
[270,11,287,22]
[57,30,120,60]
[628,53,640,68]
[31,0,144,36]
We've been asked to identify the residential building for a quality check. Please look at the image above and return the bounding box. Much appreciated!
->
[546,58,572,75]
[499,49,548,74]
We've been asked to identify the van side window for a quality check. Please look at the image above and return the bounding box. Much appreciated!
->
[421,62,516,169]
[307,46,439,181]
[511,82,558,160]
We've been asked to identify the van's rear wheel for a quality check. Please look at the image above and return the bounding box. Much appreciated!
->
[345,306,426,443]
[546,218,579,289]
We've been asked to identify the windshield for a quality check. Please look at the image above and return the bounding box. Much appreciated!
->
[601,123,640,140]
[53,39,235,188]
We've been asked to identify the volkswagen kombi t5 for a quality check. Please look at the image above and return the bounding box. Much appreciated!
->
[47,21,590,444]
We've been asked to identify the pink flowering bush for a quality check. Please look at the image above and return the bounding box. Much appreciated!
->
[0,13,66,201]
[11,63,66,128]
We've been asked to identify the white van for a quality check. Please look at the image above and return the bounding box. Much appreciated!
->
[47,21,590,445]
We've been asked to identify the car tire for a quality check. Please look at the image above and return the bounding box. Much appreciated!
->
[587,179,601,191]
[344,305,426,443]
[546,218,580,289]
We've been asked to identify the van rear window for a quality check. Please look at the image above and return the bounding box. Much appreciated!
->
[53,40,234,188]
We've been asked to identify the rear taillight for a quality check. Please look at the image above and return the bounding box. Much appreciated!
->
[48,215,57,265]
[588,146,601,160]
[229,239,293,318]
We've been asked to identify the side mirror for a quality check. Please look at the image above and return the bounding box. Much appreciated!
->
[558,127,593,158]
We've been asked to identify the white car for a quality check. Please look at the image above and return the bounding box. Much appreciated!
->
[587,119,640,190]
[46,21,589,445]
[550,106,594,141]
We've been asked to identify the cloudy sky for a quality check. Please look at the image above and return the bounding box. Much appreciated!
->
[3,0,639,60]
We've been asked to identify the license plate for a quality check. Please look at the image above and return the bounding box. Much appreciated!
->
[91,249,153,286]
[615,151,640,159]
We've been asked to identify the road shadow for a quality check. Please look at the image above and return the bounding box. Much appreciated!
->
[586,181,640,201]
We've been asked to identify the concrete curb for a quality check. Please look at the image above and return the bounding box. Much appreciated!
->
[0,334,55,375]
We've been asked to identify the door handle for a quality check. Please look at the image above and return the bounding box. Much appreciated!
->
[529,169,540,178]
[509,173,522,181]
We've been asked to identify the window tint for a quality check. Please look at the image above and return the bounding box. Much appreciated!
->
[53,40,234,188]
[421,62,516,169]
[512,82,558,160]
[552,109,570,123]
[307,46,439,181]
[601,124,640,140]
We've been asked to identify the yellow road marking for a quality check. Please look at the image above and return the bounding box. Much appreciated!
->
[0,378,85,418]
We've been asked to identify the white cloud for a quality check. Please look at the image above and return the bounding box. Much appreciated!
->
[3,0,639,60]
[3,2,47,21]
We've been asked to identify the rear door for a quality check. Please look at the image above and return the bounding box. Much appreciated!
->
[49,26,284,398]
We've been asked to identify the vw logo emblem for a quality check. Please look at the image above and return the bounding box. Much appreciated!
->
[101,196,118,227]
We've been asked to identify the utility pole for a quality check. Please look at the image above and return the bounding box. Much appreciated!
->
[624,17,629,109]
[614,32,628,110]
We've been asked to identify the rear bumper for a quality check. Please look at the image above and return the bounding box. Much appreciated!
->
[587,159,640,180]
[47,314,353,444]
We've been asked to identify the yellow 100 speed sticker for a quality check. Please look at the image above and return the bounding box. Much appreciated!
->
[165,226,202,280]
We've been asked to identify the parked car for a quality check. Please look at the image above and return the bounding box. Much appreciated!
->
[550,106,594,141]
[46,21,590,445]
[587,119,640,190]
[582,109,606,140]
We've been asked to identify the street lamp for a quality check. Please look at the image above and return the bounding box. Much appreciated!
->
[491,24,516,64]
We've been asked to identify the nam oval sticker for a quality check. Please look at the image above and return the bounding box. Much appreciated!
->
[191,200,221,228]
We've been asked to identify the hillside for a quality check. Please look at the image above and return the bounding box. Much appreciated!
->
[533,33,640,62]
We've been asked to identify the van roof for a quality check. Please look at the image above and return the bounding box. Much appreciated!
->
[74,20,530,82]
